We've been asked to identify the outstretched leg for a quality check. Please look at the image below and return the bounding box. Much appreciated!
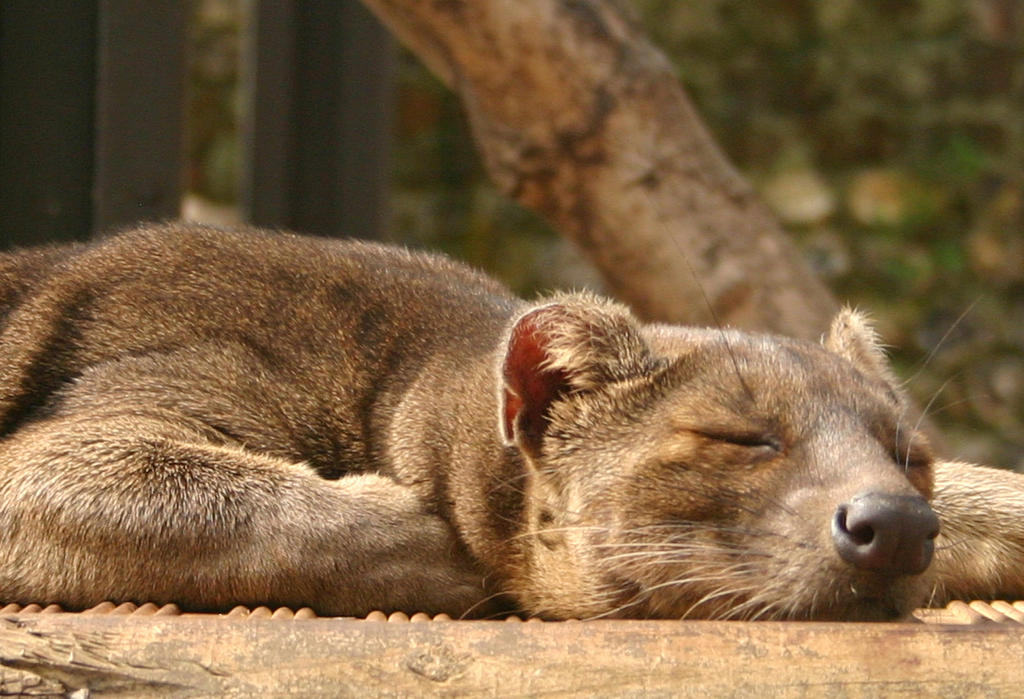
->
[929,460,1024,604]
[0,409,489,616]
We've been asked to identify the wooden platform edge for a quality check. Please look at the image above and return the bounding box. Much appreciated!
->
[0,613,1020,696]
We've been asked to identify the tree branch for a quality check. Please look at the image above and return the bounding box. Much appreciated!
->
[361,0,838,338]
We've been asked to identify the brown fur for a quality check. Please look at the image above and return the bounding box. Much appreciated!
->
[0,223,1020,620]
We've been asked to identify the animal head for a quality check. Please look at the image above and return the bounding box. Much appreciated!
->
[499,295,938,620]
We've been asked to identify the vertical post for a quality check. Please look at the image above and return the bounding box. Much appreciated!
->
[240,0,297,228]
[331,0,396,242]
[93,0,187,233]
[241,0,395,240]
[0,2,98,249]
[0,1,186,250]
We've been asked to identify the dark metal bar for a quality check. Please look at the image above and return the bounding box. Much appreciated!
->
[93,0,187,234]
[0,2,98,249]
[240,0,298,228]
[242,0,395,240]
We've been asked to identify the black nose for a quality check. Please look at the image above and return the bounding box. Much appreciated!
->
[831,492,939,576]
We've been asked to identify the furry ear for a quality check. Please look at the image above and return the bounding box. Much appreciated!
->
[823,307,901,389]
[500,293,651,456]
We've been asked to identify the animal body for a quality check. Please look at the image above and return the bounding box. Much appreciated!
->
[0,223,1021,620]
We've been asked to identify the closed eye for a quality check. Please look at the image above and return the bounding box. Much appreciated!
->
[694,429,783,453]
[888,430,933,470]
[893,445,932,470]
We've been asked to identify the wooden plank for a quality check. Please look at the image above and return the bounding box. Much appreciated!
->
[92,0,187,234]
[241,0,395,240]
[0,613,1020,696]
[0,2,97,249]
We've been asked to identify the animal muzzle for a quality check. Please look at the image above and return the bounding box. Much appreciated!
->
[831,492,940,576]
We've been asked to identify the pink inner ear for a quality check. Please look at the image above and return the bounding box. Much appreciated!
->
[502,389,523,442]
[502,309,569,448]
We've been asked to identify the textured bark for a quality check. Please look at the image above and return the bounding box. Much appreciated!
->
[360,0,838,338]
[0,612,1022,695]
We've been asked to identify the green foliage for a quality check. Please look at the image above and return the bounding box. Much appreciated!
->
[388,53,572,291]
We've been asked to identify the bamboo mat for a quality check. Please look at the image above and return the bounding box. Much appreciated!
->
[3,599,1021,624]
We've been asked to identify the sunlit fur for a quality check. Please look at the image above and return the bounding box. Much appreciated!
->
[488,304,938,621]
[2,225,1023,619]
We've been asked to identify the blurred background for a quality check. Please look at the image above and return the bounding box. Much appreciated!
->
[185,0,1023,468]
[2,0,1022,467]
